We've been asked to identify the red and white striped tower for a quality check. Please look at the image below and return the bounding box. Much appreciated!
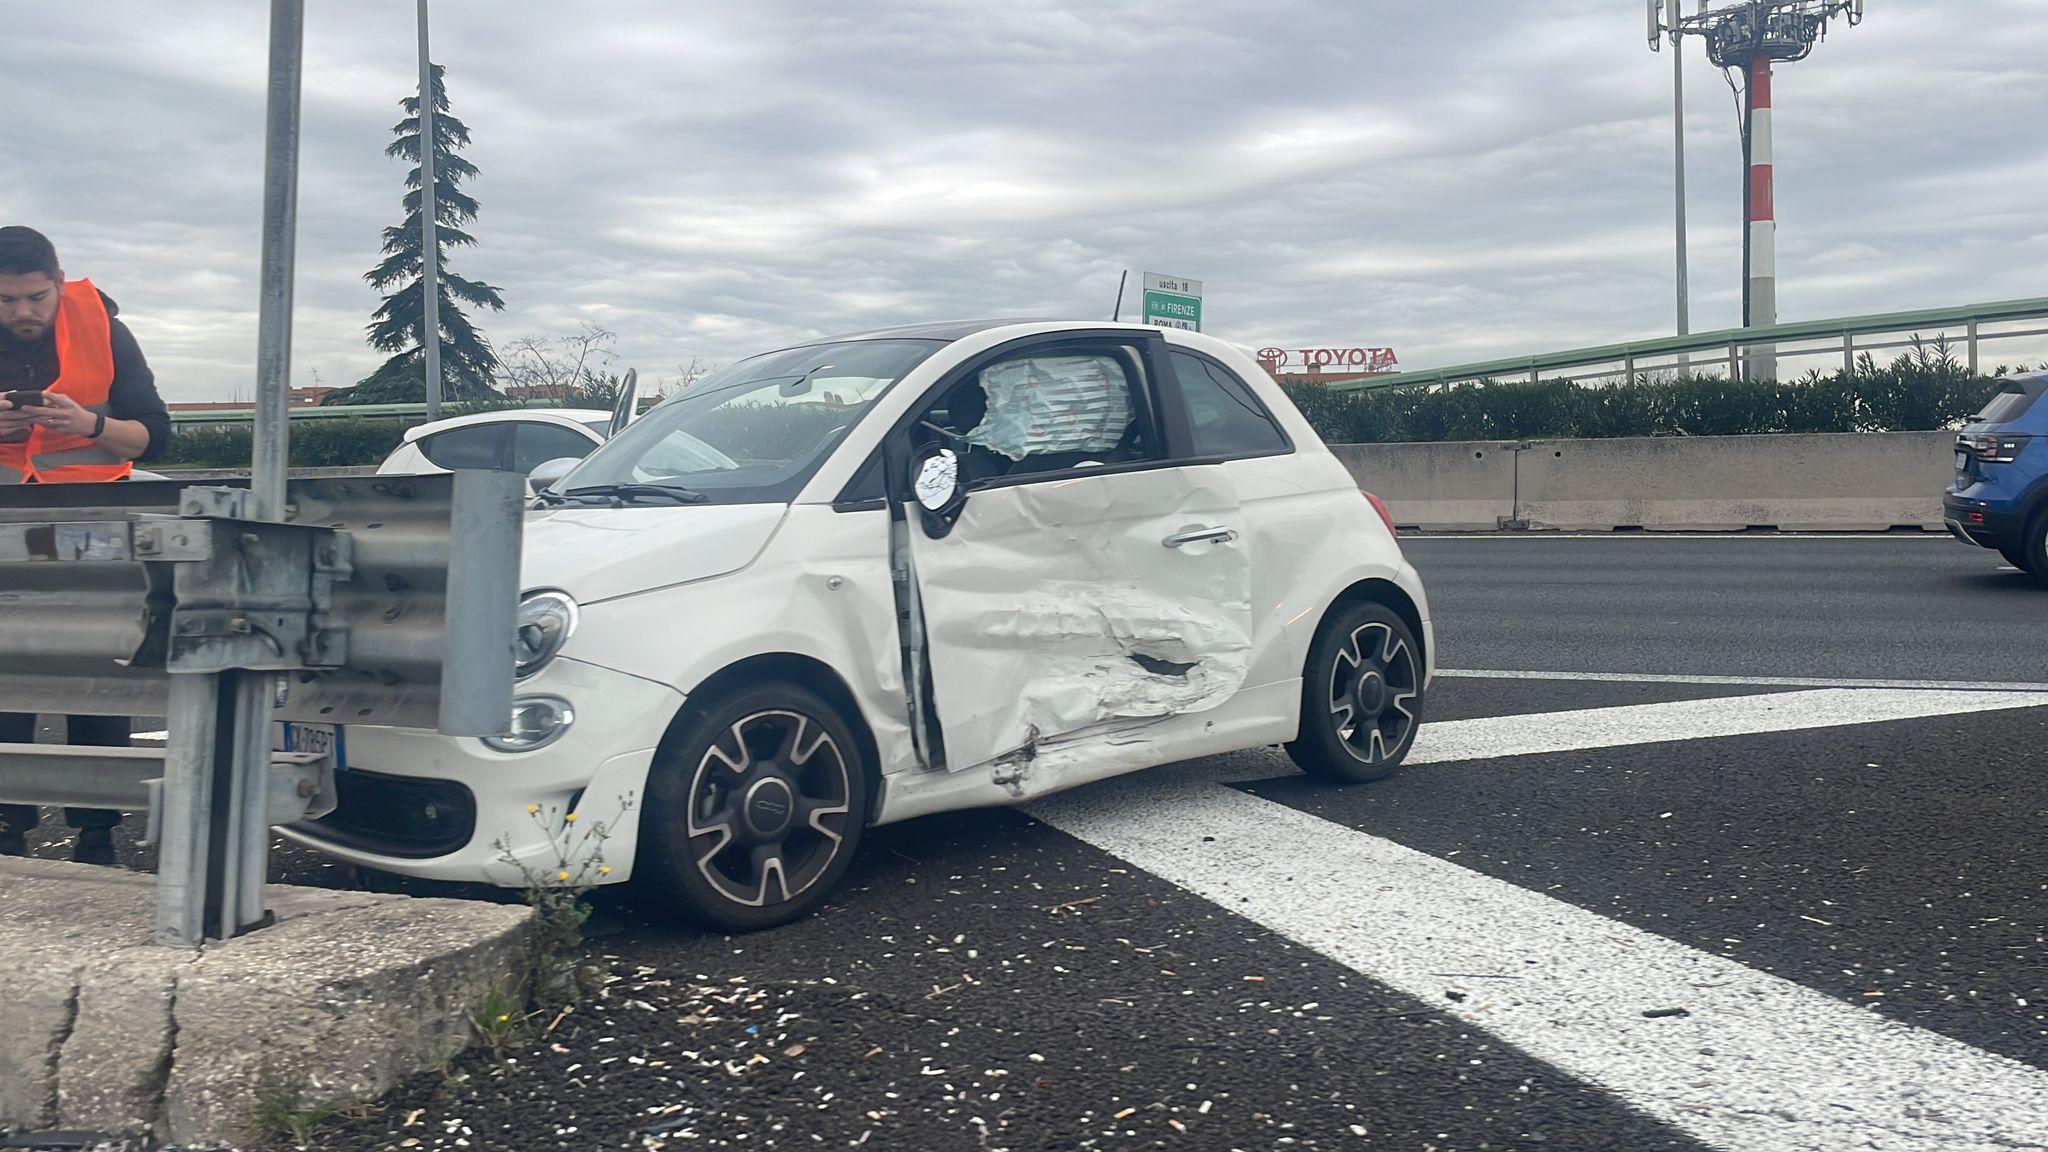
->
[1744,53,1777,378]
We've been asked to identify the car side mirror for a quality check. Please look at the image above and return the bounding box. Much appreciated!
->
[910,446,964,537]
[528,456,582,493]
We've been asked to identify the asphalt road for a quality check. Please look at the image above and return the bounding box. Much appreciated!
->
[1406,535,2047,684]
[14,536,2048,1151]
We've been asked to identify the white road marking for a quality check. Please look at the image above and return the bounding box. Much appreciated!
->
[1442,667,2048,694]
[131,730,168,741]
[1409,533,1947,541]
[1033,689,2048,1151]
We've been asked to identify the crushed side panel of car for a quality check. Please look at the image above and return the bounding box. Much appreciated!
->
[908,466,1254,773]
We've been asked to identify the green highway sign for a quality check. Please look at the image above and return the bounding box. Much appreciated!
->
[1141,272,1202,332]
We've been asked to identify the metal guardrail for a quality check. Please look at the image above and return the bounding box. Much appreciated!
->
[169,401,435,424]
[0,471,523,943]
[1337,296,2048,393]
[167,398,633,425]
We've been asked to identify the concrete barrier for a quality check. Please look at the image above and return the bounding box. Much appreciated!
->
[1328,432,1953,532]
[1514,432,1951,531]
[1326,441,1519,531]
[0,857,531,1147]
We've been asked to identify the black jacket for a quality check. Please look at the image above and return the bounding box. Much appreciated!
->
[0,288,170,463]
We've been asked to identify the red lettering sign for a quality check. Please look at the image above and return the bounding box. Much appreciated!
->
[1258,347,1400,372]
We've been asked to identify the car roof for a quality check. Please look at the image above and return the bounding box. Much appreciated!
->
[400,408,610,443]
[817,318,1166,344]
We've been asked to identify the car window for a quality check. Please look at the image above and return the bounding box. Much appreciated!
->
[565,338,941,505]
[511,422,598,473]
[1974,385,2040,424]
[1167,350,1290,458]
[917,342,1157,486]
[417,424,507,470]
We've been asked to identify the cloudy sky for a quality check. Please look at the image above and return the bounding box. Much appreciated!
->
[6,1,2044,400]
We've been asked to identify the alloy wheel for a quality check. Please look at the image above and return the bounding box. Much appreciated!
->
[684,710,853,908]
[1327,620,1420,764]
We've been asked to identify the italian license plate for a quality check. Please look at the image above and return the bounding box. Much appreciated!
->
[279,722,345,771]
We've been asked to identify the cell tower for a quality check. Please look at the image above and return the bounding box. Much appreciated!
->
[1651,1,1865,379]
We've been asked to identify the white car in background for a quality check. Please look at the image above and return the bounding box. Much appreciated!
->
[375,370,646,481]
[284,321,1433,931]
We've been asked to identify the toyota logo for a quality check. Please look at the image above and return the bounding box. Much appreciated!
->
[1256,346,1285,362]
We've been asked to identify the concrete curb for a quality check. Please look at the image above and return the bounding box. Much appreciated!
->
[0,857,531,1148]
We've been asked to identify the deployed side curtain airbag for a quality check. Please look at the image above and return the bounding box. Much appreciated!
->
[963,355,1132,461]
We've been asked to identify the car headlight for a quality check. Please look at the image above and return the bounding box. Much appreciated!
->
[514,590,578,679]
[482,695,576,752]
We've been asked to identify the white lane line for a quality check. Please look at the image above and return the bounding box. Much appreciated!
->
[1398,688,2048,768]
[1032,690,2048,1151]
[1409,533,1947,541]
[1441,668,2048,694]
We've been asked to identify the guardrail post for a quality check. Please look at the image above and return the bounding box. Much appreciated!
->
[154,673,225,945]
[1968,320,1980,376]
[228,670,280,931]
[1728,343,1740,382]
[1624,354,1635,384]
[1843,333,1854,376]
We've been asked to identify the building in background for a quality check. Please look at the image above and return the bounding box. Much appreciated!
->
[167,386,337,413]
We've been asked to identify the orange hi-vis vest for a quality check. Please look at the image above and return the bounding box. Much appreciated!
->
[0,278,131,483]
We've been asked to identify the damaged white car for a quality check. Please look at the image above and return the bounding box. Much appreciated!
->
[281,320,1433,930]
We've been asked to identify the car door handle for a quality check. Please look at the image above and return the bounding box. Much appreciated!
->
[1163,526,1237,548]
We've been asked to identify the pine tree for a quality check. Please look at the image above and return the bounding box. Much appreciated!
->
[333,63,505,404]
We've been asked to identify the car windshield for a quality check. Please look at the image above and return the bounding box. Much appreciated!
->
[555,339,941,505]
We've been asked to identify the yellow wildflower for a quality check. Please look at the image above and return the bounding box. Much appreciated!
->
[496,1014,509,1023]
[556,870,570,882]
[598,865,612,876]
[525,804,539,815]
[564,812,579,824]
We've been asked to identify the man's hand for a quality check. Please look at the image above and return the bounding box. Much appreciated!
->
[17,391,97,437]
[0,401,36,436]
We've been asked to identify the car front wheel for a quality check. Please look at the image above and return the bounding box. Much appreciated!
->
[639,683,869,931]
[1286,600,1425,784]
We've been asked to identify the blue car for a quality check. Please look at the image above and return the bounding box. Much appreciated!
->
[1945,371,2048,585]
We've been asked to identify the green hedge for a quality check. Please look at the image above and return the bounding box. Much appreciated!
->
[158,418,418,470]
[1284,348,2021,444]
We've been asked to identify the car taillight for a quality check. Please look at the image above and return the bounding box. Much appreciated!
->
[1958,432,2032,463]
[1363,491,1399,538]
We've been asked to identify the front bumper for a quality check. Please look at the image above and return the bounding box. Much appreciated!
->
[278,656,684,887]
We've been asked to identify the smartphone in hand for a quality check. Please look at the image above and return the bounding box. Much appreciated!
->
[3,389,49,410]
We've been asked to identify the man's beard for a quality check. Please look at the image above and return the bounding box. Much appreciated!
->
[2,319,50,344]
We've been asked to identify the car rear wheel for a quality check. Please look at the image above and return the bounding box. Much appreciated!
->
[639,683,869,931]
[1998,542,2038,575]
[2021,511,2048,588]
[1286,601,1424,784]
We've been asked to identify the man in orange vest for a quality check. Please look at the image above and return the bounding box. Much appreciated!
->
[0,226,171,865]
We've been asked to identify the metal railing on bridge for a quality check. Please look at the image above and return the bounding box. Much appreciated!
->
[1338,295,2048,393]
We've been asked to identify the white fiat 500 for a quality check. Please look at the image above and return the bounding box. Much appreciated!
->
[282,320,1433,930]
